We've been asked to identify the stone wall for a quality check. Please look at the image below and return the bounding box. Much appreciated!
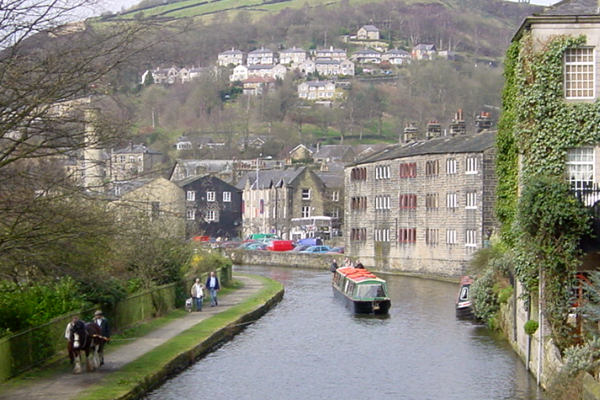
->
[229,249,342,270]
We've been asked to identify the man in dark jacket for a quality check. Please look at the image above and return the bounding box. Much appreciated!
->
[93,310,110,365]
[206,271,221,306]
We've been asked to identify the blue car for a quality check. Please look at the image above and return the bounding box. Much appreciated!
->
[300,245,332,254]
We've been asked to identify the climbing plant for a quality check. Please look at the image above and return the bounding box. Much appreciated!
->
[492,33,600,350]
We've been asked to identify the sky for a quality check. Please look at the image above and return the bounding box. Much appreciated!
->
[92,0,563,16]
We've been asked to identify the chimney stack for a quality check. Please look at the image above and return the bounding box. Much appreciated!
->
[475,111,493,133]
[403,123,418,143]
[449,109,466,136]
[426,120,441,139]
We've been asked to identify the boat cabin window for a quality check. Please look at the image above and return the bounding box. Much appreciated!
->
[345,281,356,296]
[459,285,470,301]
[356,284,386,299]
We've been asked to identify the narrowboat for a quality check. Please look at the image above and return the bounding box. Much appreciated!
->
[332,267,391,315]
[455,276,474,318]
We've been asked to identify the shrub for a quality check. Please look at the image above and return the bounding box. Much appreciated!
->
[524,319,539,336]
[471,268,499,324]
[563,337,600,377]
[497,286,514,305]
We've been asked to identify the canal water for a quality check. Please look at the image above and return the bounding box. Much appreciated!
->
[146,265,546,400]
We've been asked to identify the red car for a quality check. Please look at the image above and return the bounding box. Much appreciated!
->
[268,240,295,251]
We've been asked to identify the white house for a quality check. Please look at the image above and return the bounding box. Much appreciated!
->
[247,48,275,65]
[351,48,382,64]
[217,48,245,66]
[412,44,437,60]
[298,80,337,100]
[230,65,249,82]
[357,25,380,40]
[247,64,287,80]
[279,47,306,65]
[314,46,347,61]
[382,49,411,65]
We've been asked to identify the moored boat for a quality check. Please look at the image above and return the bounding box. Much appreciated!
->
[332,267,391,315]
[455,276,474,318]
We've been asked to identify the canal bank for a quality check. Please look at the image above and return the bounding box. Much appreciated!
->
[0,274,283,400]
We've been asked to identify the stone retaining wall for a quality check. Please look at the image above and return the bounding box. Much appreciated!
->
[228,249,343,270]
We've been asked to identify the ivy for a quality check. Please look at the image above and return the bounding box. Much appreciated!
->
[492,33,600,350]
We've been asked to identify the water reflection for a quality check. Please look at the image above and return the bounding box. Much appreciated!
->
[146,265,546,400]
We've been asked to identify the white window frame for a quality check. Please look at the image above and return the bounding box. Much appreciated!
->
[567,147,595,191]
[446,158,457,175]
[186,209,195,220]
[465,156,478,174]
[186,190,195,201]
[223,191,231,202]
[446,229,457,245]
[446,192,458,209]
[206,210,217,221]
[465,229,477,247]
[207,191,216,202]
[564,47,595,100]
[466,192,477,209]
[331,191,340,202]
[302,188,311,200]
[302,205,311,218]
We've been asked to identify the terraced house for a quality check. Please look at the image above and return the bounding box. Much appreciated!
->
[344,129,497,277]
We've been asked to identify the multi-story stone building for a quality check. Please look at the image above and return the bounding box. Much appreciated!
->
[279,47,307,65]
[314,46,347,61]
[297,80,337,100]
[110,143,162,181]
[314,59,355,76]
[344,129,497,276]
[247,48,275,65]
[237,166,327,239]
[217,48,245,66]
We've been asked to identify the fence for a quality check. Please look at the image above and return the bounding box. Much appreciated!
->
[0,265,231,382]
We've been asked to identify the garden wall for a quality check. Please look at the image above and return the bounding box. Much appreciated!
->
[0,265,231,382]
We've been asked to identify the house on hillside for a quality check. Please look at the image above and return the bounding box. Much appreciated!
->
[279,47,307,65]
[313,145,356,164]
[352,48,382,64]
[288,144,314,162]
[230,64,249,82]
[315,59,355,76]
[242,76,276,95]
[383,49,411,65]
[170,159,235,182]
[178,175,242,239]
[110,143,162,181]
[218,48,245,66]
[299,58,316,75]
[412,44,437,60]
[236,166,327,239]
[247,64,287,80]
[247,48,275,65]
[315,46,347,61]
[297,80,337,100]
[357,25,380,40]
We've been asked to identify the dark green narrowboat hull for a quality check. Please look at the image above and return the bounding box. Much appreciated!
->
[333,286,391,315]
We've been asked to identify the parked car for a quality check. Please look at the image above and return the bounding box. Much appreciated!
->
[237,241,258,249]
[244,242,268,251]
[220,240,242,249]
[289,244,311,252]
[300,245,332,254]
[267,240,295,251]
[327,246,344,254]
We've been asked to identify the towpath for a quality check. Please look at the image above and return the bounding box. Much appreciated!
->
[0,274,263,400]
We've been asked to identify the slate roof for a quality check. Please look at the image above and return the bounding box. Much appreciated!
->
[281,47,305,53]
[385,49,410,56]
[360,25,379,32]
[249,48,273,54]
[302,80,334,88]
[353,48,381,55]
[541,0,600,15]
[315,162,345,188]
[414,44,436,51]
[313,145,353,160]
[113,143,161,155]
[235,166,306,190]
[348,130,496,166]
[219,49,244,55]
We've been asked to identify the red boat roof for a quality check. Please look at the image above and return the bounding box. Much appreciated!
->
[337,267,379,281]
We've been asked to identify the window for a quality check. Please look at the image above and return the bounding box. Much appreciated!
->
[399,194,417,209]
[351,167,367,181]
[425,193,439,210]
[351,196,367,211]
[425,160,439,176]
[206,210,217,221]
[374,228,390,242]
[399,162,417,178]
[564,47,595,99]
[466,229,477,247]
[466,192,477,209]
[186,209,195,220]
[151,202,160,220]
[331,191,340,202]
[223,191,231,202]
[207,191,216,202]
[302,206,311,218]
[446,158,457,175]
[351,228,367,241]
[446,229,457,245]
[375,165,390,180]
[398,228,417,244]
[425,228,439,245]
[465,156,478,174]
[331,207,340,218]
[567,147,594,190]
[375,195,391,210]
[446,193,458,209]
[186,190,195,201]
[302,189,311,200]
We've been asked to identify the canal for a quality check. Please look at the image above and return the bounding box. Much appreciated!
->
[146,265,546,400]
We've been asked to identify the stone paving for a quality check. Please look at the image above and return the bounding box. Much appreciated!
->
[0,274,263,400]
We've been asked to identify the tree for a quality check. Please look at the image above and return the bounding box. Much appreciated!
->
[0,0,155,282]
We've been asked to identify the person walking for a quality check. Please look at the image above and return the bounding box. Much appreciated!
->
[206,271,220,306]
[93,310,110,366]
[191,278,204,311]
[330,259,339,273]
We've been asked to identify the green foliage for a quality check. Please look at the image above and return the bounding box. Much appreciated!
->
[182,248,232,282]
[495,33,600,350]
[497,285,514,305]
[524,319,539,336]
[563,337,600,376]
[471,268,500,325]
[0,277,86,336]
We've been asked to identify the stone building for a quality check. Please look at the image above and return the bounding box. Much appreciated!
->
[344,130,497,276]
[110,143,162,181]
[236,166,327,239]
[217,48,245,66]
